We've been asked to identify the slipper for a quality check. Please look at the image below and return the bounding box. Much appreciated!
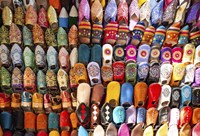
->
[78,44,90,65]
[35,45,46,71]
[37,70,47,95]
[137,44,151,64]
[70,112,78,130]
[91,0,103,24]
[179,106,193,128]
[0,25,9,45]
[104,0,117,25]
[12,67,23,93]
[24,111,36,132]
[180,123,191,136]
[113,45,125,61]
[2,6,13,27]
[164,0,173,10]
[182,64,195,85]
[192,122,200,136]
[170,63,185,87]
[112,61,125,84]
[32,93,44,114]
[47,6,58,32]
[169,125,179,135]
[78,126,89,136]
[125,62,137,85]
[23,67,36,94]
[77,83,91,108]
[69,5,78,28]
[169,108,179,126]
[61,91,73,113]
[149,46,160,64]
[146,107,158,127]
[125,45,137,63]
[68,25,78,49]
[120,83,133,107]
[157,85,171,110]
[57,27,68,49]
[152,25,166,47]
[59,7,68,29]
[101,103,113,127]
[158,107,170,125]
[25,5,37,29]
[0,44,11,68]
[162,0,178,25]
[90,103,100,128]
[156,123,168,136]
[118,123,129,136]
[136,107,146,125]
[38,6,49,29]
[23,26,34,48]
[91,84,104,105]
[139,1,150,27]
[113,106,125,127]
[78,0,90,23]
[21,91,32,111]
[91,23,103,44]
[11,93,21,109]
[131,123,143,136]
[192,108,200,125]
[69,68,78,90]
[13,109,24,130]
[137,62,149,81]
[23,47,35,70]
[141,26,155,45]
[101,65,113,85]
[117,0,128,25]
[51,95,62,112]
[36,113,48,132]
[130,22,145,46]
[76,103,90,128]
[9,23,22,45]
[160,47,172,64]
[134,82,148,107]
[163,22,181,48]
[189,26,200,47]
[105,81,120,108]
[48,112,59,131]
[49,130,60,136]
[185,2,200,26]
[160,63,173,85]
[192,67,200,87]
[0,92,11,110]
[102,44,113,66]
[180,85,192,108]
[116,24,129,45]
[172,47,183,64]
[170,87,181,108]
[147,83,161,109]
[57,68,69,91]
[32,24,45,48]
[78,19,91,44]
[47,46,58,72]
[147,62,160,84]
[58,47,70,72]
[104,21,118,45]
[125,106,136,128]
[45,28,58,48]
[46,70,59,96]
[44,94,52,113]
[192,87,200,107]
[129,0,140,31]
[106,123,117,136]
[93,125,105,135]
[60,110,71,131]
[182,43,195,65]
[151,0,164,27]
[14,6,24,27]
[143,125,154,136]
[70,47,78,68]
[174,1,188,25]
[87,62,101,86]
[91,44,102,66]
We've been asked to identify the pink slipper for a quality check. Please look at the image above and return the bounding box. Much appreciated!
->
[129,0,140,31]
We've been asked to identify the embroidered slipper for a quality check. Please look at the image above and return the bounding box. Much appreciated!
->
[92,23,103,44]
[180,85,192,108]
[117,0,128,25]
[170,63,185,87]
[23,67,36,93]
[157,85,171,110]
[160,63,173,85]
[101,65,113,85]
[57,68,69,91]
[61,91,73,113]
[129,0,140,31]
[171,47,183,64]
[104,0,117,25]
[25,5,37,29]
[0,92,11,110]
[47,46,58,72]
[151,0,164,27]
[47,6,58,32]
[32,93,44,114]
[130,22,145,46]
[48,0,61,13]
[23,26,34,48]
[14,6,24,27]
[170,87,181,108]
[35,45,46,71]
[23,47,35,70]
[23,0,36,10]
[104,21,118,45]
[32,24,45,48]
[74,63,89,84]
[45,28,58,48]
[91,0,103,24]
[87,62,101,86]
[78,0,90,23]
[149,46,160,64]
[116,24,129,45]
[139,1,150,27]
[51,95,62,112]
[0,25,9,45]
[152,25,166,47]
[178,25,189,46]
[37,70,47,95]
[141,26,155,45]
[68,25,78,49]
[160,47,172,63]
[125,62,137,85]
[12,67,23,93]
[147,62,160,84]
[185,2,200,26]
[2,6,13,27]
[44,94,52,113]
[58,47,70,72]
[102,44,113,66]
[21,91,32,111]
[69,68,78,90]
[182,64,195,85]
[9,23,22,45]
[38,6,49,29]
[112,61,125,84]
[162,0,178,25]
[46,70,59,96]
[137,44,151,64]
[57,27,68,49]
[78,19,91,44]
[137,62,149,82]
[0,44,11,68]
